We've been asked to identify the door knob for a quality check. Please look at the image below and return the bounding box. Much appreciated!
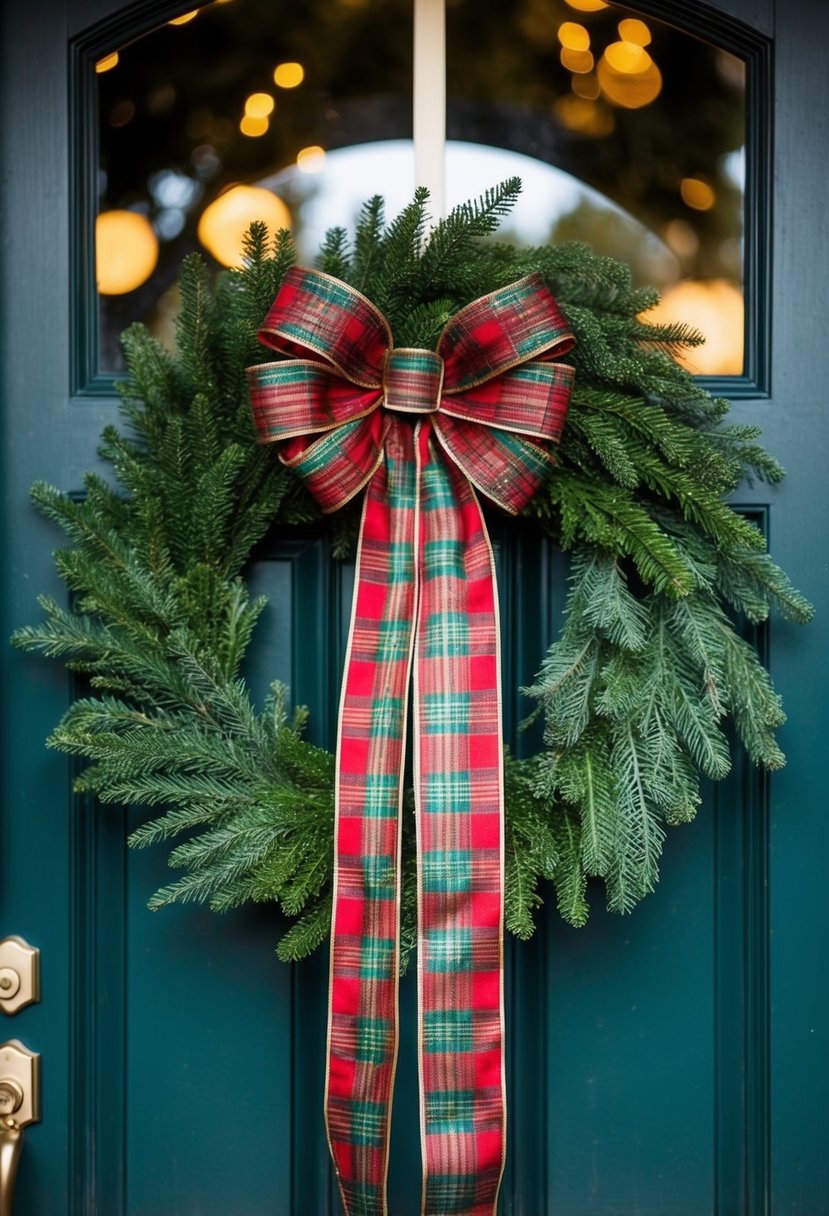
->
[0,1083,22,1117]
[0,1041,39,1216]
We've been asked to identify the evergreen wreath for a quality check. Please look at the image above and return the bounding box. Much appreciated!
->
[14,179,812,965]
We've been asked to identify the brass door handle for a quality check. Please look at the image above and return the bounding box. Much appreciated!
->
[0,940,40,1018]
[0,1120,22,1216]
[0,1042,39,1216]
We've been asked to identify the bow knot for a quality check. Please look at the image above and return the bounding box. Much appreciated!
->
[249,266,575,518]
[383,348,444,415]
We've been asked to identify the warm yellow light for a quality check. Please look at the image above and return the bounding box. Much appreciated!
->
[663,219,700,260]
[598,51,662,108]
[169,9,198,24]
[561,47,594,73]
[680,177,716,211]
[96,210,159,295]
[296,145,327,174]
[643,279,744,375]
[240,114,269,137]
[554,95,614,137]
[274,61,305,89]
[95,52,119,73]
[197,186,291,268]
[244,92,275,118]
[558,22,591,51]
[572,72,601,100]
[564,0,607,10]
[604,40,652,74]
[618,18,652,47]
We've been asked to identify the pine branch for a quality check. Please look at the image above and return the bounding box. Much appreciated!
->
[352,195,385,290]
[175,254,219,398]
[554,732,618,876]
[605,725,666,913]
[573,551,650,651]
[128,805,227,848]
[504,755,558,938]
[277,896,332,963]
[716,547,813,624]
[536,471,695,596]
[550,808,589,928]
[415,178,523,300]
[315,226,351,280]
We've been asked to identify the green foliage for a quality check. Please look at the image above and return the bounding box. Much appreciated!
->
[13,182,811,956]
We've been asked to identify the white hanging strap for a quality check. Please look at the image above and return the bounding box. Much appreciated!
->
[413,0,446,220]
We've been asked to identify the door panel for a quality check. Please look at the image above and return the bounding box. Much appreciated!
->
[2,0,828,1213]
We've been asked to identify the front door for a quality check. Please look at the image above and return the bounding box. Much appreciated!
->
[1,0,826,1212]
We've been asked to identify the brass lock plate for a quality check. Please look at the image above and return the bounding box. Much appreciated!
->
[0,938,40,1016]
[0,1041,40,1129]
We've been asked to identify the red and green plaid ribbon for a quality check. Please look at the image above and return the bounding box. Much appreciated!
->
[248,268,574,1216]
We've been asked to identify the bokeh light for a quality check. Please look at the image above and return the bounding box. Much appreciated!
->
[561,47,594,74]
[597,45,662,108]
[558,22,591,52]
[244,92,275,117]
[239,114,269,137]
[296,145,327,173]
[680,177,716,211]
[617,18,652,47]
[604,41,652,74]
[554,95,614,137]
[96,210,159,294]
[663,219,700,260]
[645,278,744,374]
[273,62,305,89]
[197,185,291,267]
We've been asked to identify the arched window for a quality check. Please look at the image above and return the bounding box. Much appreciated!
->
[87,0,762,386]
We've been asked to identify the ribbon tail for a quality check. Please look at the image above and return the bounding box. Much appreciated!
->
[325,422,418,1216]
[414,423,507,1216]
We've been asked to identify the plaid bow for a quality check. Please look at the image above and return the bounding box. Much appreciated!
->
[248,267,574,1216]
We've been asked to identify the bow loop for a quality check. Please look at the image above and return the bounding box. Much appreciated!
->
[257,266,391,386]
[281,413,387,514]
[250,360,382,447]
[438,272,575,392]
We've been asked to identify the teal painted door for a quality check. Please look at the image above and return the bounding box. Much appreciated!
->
[1,1,827,1212]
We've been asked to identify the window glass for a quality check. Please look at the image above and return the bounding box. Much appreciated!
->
[446,0,746,375]
[97,0,414,370]
[97,0,746,378]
